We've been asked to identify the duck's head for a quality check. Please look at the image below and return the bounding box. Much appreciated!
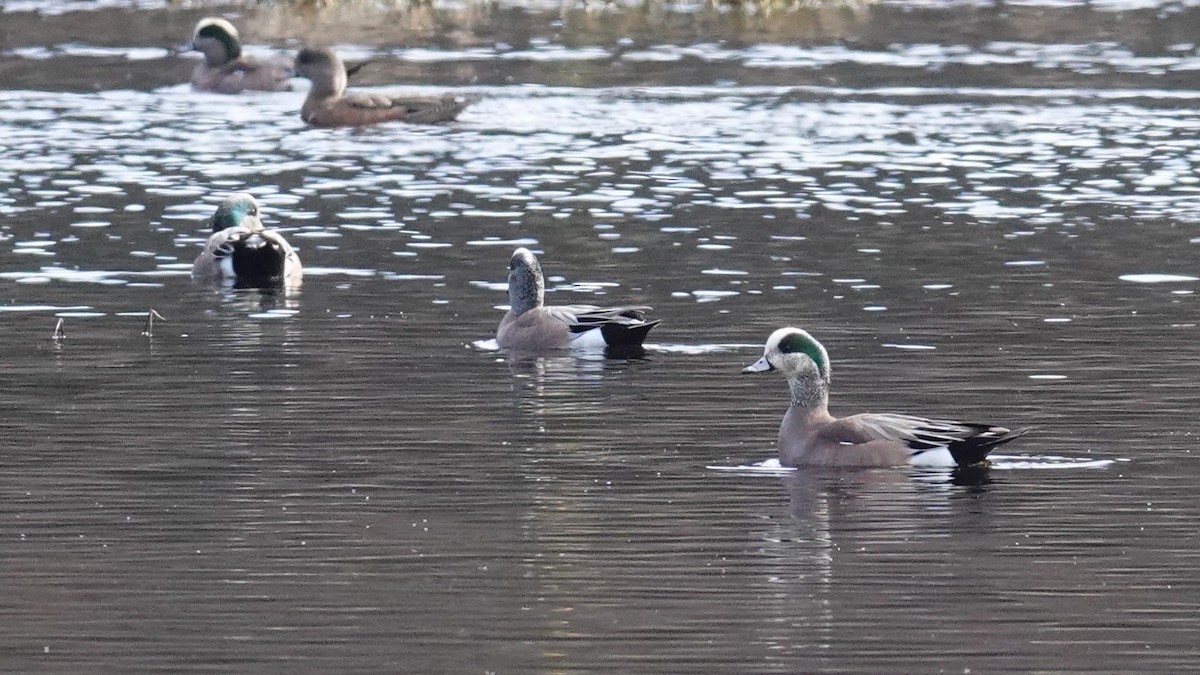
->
[293,46,346,96]
[506,247,545,315]
[744,327,831,384]
[190,17,242,67]
[209,193,264,233]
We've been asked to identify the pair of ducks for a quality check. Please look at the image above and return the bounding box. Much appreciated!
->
[193,194,1028,471]
[189,194,659,345]
[503,253,1026,469]
[188,18,470,127]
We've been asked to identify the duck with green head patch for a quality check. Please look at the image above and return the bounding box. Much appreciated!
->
[192,193,302,288]
[496,247,659,353]
[187,18,292,94]
[743,327,1028,468]
[292,46,472,128]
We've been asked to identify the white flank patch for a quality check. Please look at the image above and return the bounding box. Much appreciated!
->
[569,327,610,350]
[907,448,957,467]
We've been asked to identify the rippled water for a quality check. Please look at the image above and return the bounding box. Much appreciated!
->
[3,0,1200,671]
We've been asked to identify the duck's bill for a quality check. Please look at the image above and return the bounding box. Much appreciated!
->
[742,356,773,373]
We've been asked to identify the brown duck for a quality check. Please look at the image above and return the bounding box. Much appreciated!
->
[292,46,471,128]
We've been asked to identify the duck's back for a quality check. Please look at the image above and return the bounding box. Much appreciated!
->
[193,57,291,94]
[302,93,470,127]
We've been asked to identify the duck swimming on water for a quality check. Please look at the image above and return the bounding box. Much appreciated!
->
[743,327,1028,468]
[187,18,291,94]
[192,193,302,289]
[292,46,472,128]
[496,247,659,352]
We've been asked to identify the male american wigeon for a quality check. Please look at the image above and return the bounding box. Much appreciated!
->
[292,46,471,128]
[496,248,659,352]
[743,327,1027,468]
[192,193,302,288]
[187,18,291,93]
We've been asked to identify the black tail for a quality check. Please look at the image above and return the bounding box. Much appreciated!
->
[948,427,1031,467]
[600,319,660,348]
[344,59,373,79]
[231,237,287,288]
[604,344,648,360]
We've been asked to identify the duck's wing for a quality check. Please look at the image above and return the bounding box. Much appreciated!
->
[831,413,1029,466]
[552,305,652,329]
[193,225,253,279]
[546,305,660,347]
[341,92,473,124]
[256,229,302,285]
[256,229,299,260]
[256,227,302,277]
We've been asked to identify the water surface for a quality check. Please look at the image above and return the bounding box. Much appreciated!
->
[2,0,1200,671]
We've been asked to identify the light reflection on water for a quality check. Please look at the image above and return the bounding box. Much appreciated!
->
[3,0,1200,671]
[708,455,1123,473]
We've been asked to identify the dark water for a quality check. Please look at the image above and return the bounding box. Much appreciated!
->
[3,0,1200,671]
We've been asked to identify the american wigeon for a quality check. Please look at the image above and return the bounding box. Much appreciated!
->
[192,193,302,288]
[743,327,1027,468]
[187,18,292,93]
[496,248,659,351]
[292,46,471,128]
